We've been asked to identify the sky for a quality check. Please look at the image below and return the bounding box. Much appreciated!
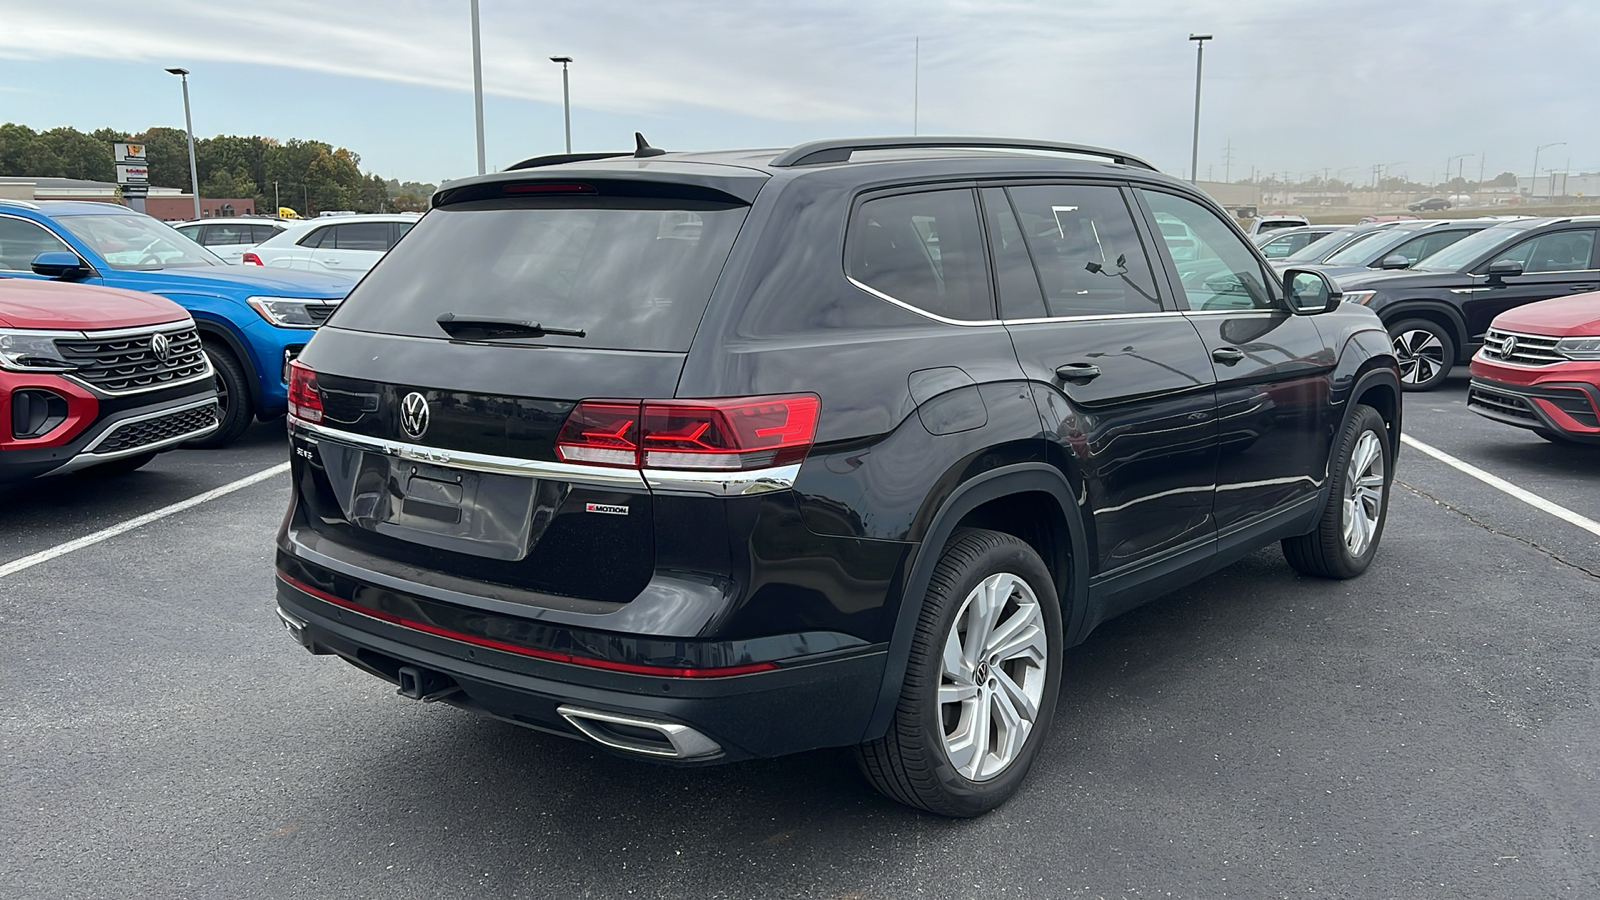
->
[0,0,1595,186]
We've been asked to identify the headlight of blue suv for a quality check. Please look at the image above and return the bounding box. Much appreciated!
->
[246,297,338,328]
[0,329,78,371]
[1555,336,1600,360]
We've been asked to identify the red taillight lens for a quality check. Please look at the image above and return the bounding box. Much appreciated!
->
[642,396,819,469]
[554,395,820,471]
[555,401,641,467]
[287,360,324,424]
[241,251,263,265]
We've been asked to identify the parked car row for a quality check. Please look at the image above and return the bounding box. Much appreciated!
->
[0,198,356,464]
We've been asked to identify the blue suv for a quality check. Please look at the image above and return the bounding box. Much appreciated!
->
[0,199,356,446]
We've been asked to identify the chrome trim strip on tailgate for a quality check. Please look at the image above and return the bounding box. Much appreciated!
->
[291,418,649,489]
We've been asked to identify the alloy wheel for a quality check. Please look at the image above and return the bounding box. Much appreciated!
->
[938,572,1049,782]
[1393,329,1446,385]
[1341,430,1385,557]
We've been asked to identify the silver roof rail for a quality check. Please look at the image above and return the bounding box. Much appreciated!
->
[0,197,42,210]
[770,136,1157,171]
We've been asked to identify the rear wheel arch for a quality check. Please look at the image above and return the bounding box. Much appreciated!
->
[860,463,1090,742]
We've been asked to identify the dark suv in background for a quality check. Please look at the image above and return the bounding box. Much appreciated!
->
[1337,216,1600,389]
[274,136,1401,816]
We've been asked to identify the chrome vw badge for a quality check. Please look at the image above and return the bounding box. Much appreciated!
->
[1501,335,1518,358]
[150,332,171,362]
[399,392,430,439]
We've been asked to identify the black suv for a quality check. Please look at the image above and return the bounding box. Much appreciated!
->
[274,137,1402,816]
[1336,216,1600,390]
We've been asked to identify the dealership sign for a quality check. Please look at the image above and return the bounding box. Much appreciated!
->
[113,142,149,196]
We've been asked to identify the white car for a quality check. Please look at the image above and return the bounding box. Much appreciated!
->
[1245,214,1311,236]
[172,217,289,264]
[242,213,420,276]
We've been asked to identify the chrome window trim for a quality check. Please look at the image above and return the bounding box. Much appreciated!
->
[293,419,649,489]
[1180,308,1283,316]
[849,276,1187,326]
[63,397,220,468]
[643,464,802,496]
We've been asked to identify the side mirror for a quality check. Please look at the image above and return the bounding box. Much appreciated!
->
[1486,259,1524,281]
[31,251,89,280]
[1377,254,1412,270]
[1282,267,1342,315]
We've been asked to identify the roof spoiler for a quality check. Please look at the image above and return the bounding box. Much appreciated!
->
[504,132,668,171]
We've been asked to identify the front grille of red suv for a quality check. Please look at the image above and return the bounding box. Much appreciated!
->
[54,326,208,394]
[1482,329,1564,367]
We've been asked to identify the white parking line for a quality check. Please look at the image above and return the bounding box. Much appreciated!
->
[0,462,291,580]
[1400,434,1600,538]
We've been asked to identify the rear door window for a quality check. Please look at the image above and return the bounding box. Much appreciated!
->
[847,189,994,322]
[331,199,750,352]
[1006,184,1162,317]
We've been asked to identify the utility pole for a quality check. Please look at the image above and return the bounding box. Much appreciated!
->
[273,181,279,214]
[1188,34,1212,184]
[1222,139,1234,182]
[470,0,486,175]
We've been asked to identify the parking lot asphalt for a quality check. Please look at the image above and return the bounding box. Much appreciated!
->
[2,374,1597,900]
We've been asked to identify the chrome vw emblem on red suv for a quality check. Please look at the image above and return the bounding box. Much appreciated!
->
[150,332,171,362]
[399,392,430,439]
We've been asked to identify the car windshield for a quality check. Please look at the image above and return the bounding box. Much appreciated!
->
[1322,228,1412,265]
[1412,224,1531,271]
[1283,228,1363,263]
[332,200,750,352]
[56,214,222,269]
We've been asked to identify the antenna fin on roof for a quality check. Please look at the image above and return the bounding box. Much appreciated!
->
[634,132,666,158]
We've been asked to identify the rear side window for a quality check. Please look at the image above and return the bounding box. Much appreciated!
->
[325,222,390,251]
[298,226,331,248]
[1006,184,1161,317]
[331,200,750,352]
[847,189,993,322]
[252,224,283,242]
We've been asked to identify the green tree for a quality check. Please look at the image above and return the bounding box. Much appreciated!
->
[134,127,194,191]
[1491,171,1519,188]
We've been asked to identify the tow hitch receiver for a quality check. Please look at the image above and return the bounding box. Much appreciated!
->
[396,665,459,702]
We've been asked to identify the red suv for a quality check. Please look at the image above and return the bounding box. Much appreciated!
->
[1468,291,1600,444]
[1,279,219,481]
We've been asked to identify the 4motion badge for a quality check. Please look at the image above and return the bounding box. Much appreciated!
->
[585,502,630,516]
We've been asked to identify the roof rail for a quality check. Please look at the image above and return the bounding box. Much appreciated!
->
[770,136,1157,170]
[504,152,631,171]
[0,197,42,210]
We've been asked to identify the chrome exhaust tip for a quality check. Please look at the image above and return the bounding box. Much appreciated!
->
[556,705,721,760]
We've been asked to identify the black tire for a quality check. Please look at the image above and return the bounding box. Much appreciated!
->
[1283,404,1391,579]
[84,452,157,477]
[855,528,1063,817]
[188,341,253,448]
[1388,318,1455,392]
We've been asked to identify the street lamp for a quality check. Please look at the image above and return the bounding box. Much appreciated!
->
[1446,153,1473,191]
[164,67,202,220]
[470,0,486,175]
[1531,142,1565,200]
[1188,34,1212,184]
[550,57,573,154]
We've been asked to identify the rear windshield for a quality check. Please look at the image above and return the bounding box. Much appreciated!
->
[331,200,749,351]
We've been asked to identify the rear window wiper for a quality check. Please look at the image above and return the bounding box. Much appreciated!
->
[435,313,586,341]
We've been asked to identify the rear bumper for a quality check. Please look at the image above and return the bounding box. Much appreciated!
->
[1467,356,1600,443]
[274,572,887,763]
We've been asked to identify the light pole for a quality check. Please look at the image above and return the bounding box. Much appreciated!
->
[1531,142,1564,200]
[470,0,486,174]
[1188,33,1212,184]
[164,67,202,220]
[550,57,573,153]
[1446,153,1472,192]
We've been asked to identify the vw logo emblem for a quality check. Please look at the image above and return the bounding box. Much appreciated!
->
[150,332,171,362]
[1501,335,1518,358]
[399,392,430,439]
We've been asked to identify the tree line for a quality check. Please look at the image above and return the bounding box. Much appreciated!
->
[0,123,437,214]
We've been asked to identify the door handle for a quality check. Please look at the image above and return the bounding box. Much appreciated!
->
[1566,283,1598,293]
[1054,363,1101,383]
[1212,347,1246,365]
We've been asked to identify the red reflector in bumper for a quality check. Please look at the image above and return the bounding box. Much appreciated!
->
[276,572,779,678]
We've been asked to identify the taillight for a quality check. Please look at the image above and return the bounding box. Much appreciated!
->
[241,251,263,265]
[287,359,324,424]
[556,394,819,471]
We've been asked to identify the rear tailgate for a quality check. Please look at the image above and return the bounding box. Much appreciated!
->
[286,174,758,606]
